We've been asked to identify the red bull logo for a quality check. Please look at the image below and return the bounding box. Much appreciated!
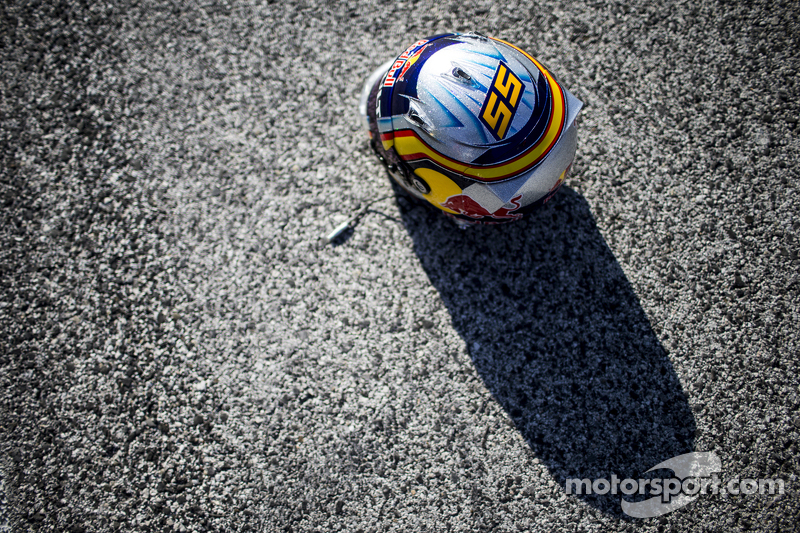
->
[384,39,430,87]
[441,194,523,222]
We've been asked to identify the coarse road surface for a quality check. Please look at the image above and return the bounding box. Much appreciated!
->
[1,0,799,531]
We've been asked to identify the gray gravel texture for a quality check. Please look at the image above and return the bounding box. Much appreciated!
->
[1,0,800,531]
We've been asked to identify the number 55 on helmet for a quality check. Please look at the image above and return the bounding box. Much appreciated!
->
[359,32,582,225]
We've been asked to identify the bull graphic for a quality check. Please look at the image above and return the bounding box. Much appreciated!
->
[441,194,523,222]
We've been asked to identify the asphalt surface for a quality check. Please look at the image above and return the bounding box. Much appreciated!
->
[1,0,799,531]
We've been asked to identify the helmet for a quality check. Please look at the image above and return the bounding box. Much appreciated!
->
[359,32,582,224]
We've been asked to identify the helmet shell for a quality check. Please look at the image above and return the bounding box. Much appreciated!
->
[361,33,582,223]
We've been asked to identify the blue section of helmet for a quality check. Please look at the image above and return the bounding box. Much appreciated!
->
[457,54,500,71]
[390,37,461,116]
[378,34,458,120]
[458,39,504,60]
[436,85,490,144]
[417,87,465,129]
[511,63,533,84]
[520,92,535,111]
[462,89,486,108]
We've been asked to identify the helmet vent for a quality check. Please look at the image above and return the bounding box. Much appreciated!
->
[452,67,472,81]
[407,110,425,127]
[463,31,489,41]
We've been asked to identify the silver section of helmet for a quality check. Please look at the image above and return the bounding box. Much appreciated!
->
[390,36,541,163]
[462,183,507,213]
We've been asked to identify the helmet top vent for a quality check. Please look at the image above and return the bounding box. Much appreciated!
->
[452,66,472,81]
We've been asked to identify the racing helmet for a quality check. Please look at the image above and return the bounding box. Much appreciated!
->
[359,32,582,224]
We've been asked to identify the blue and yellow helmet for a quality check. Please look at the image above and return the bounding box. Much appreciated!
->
[359,32,582,224]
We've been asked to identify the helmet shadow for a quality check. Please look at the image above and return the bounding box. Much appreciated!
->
[395,184,696,516]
